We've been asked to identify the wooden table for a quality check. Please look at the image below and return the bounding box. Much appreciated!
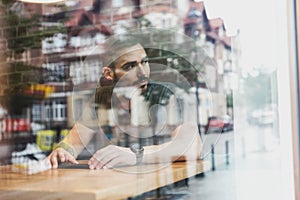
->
[0,160,210,200]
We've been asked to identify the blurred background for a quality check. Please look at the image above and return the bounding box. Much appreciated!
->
[0,0,297,199]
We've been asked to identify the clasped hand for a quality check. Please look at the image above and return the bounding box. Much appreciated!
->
[88,145,136,169]
[46,145,136,169]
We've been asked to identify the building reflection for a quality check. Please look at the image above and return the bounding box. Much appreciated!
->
[0,0,238,164]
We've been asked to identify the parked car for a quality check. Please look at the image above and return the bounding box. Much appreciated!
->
[204,115,234,134]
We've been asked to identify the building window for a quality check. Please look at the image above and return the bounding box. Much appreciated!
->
[42,33,67,54]
[32,104,42,122]
[42,62,67,82]
[52,101,67,121]
[43,101,66,122]
[44,103,51,121]
[74,98,83,120]
[69,33,106,48]
[70,60,102,85]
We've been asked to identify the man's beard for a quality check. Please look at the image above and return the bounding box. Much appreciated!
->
[96,75,149,109]
[114,75,149,88]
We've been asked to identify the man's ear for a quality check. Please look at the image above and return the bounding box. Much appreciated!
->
[102,66,114,80]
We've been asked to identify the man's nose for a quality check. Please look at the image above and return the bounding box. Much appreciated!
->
[136,63,146,77]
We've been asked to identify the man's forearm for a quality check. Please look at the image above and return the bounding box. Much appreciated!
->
[142,141,201,164]
[142,123,202,164]
[54,123,96,158]
[54,141,76,157]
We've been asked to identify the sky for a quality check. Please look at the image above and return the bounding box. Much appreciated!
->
[203,0,287,72]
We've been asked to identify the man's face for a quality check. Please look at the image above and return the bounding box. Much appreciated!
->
[112,44,150,91]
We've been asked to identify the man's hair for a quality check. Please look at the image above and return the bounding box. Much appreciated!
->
[104,33,145,69]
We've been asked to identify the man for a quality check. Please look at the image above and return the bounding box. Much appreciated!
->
[46,34,202,170]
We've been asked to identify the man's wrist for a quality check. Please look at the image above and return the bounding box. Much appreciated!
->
[130,143,144,165]
[54,142,76,157]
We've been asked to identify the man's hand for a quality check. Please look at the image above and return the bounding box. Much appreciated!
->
[46,148,78,168]
[88,145,136,169]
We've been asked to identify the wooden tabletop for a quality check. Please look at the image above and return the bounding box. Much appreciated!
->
[0,160,210,200]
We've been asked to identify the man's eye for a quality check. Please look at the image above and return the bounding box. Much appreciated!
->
[141,59,149,65]
[123,64,135,71]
